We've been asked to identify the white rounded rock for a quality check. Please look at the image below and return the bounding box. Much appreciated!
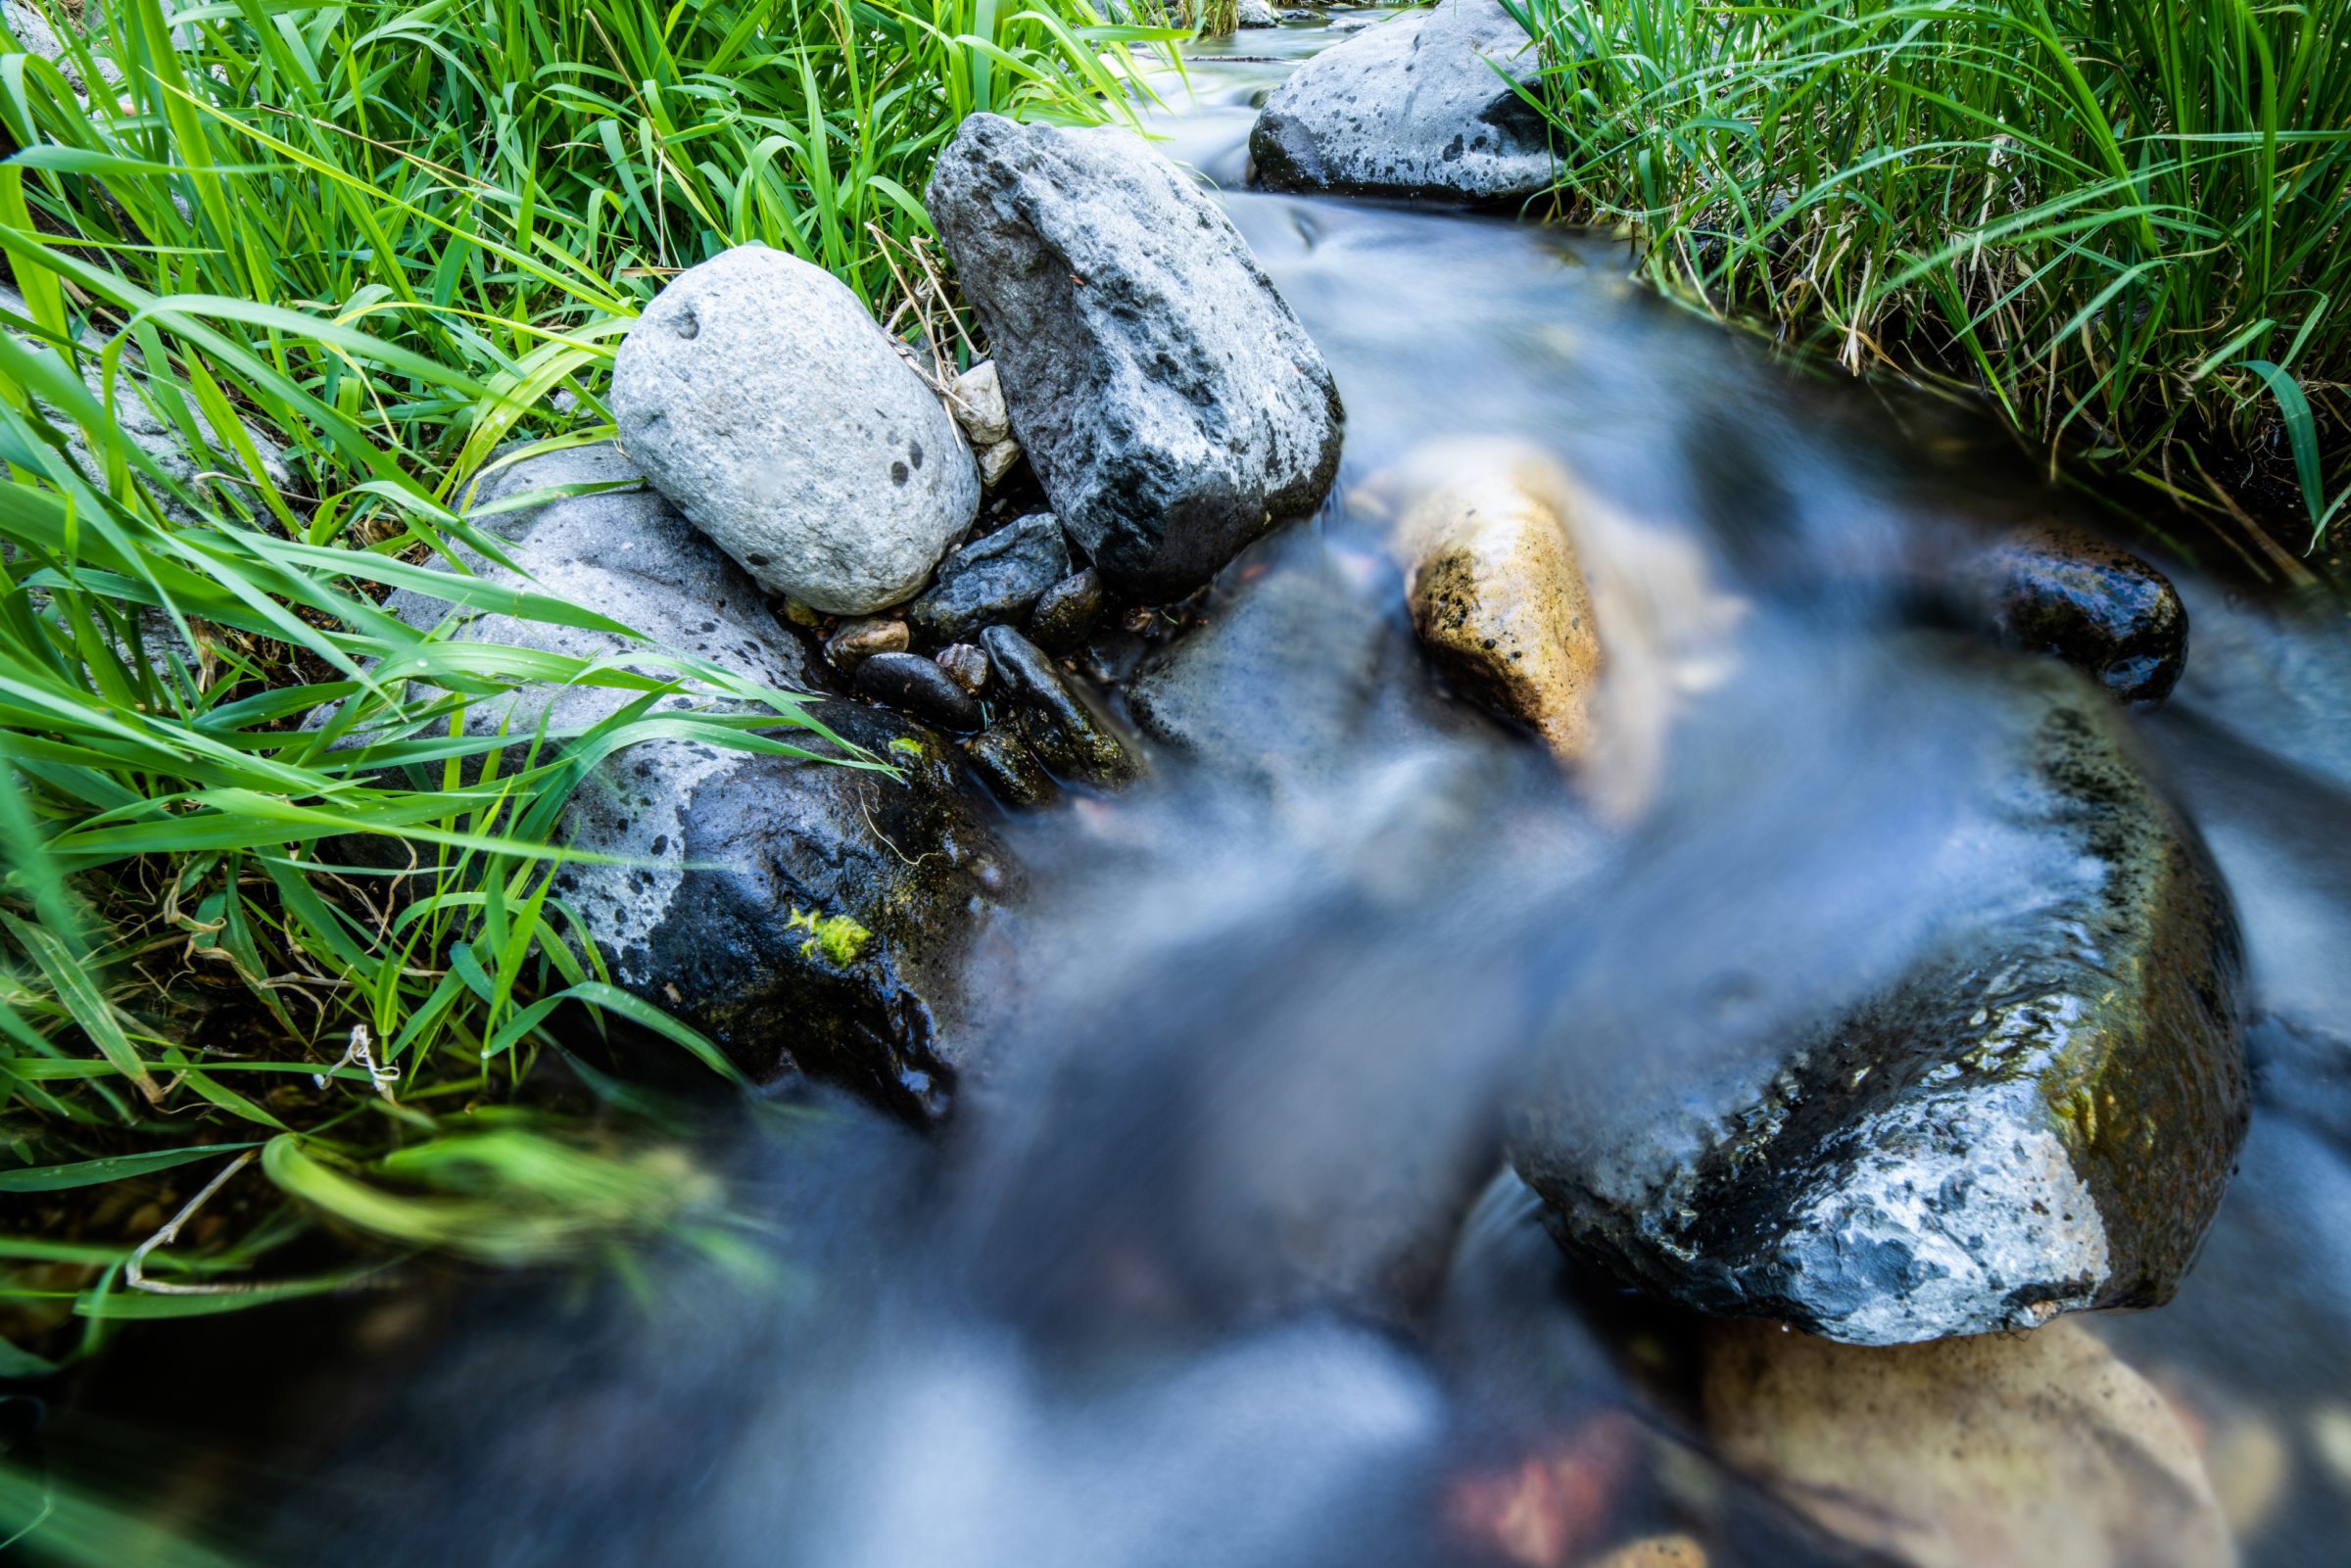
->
[611,245,980,615]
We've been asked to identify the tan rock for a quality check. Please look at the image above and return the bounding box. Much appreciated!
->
[1391,465,1603,762]
[1582,1536,1706,1568]
[824,616,909,675]
[977,436,1023,489]
[950,358,1013,448]
[1703,1319,2233,1568]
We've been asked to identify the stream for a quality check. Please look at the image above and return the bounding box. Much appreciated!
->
[37,16,2351,1567]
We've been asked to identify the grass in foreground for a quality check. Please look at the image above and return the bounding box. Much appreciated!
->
[1510,0,2351,549]
[0,0,1164,1370]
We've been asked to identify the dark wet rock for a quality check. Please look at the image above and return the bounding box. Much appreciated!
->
[855,650,984,732]
[1968,522,2187,704]
[963,725,1062,810]
[936,642,990,695]
[1249,0,1554,203]
[907,510,1071,643]
[825,616,909,677]
[927,114,1345,602]
[1128,537,1508,801]
[1509,657,2249,1345]
[1028,567,1108,653]
[359,443,1008,1117]
[980,624,1143,788]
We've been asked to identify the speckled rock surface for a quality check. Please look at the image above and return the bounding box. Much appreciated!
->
[610,245,979,615]
[927,115,1344,601]
[368,443,1011,1116]
[1509,656,2249,1344]
[1249,0,1554,203]
[1390,462,1603,760]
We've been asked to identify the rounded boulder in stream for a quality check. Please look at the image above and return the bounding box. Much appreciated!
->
[1508,655,2250,1345]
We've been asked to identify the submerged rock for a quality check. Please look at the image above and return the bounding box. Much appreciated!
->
[1704,1319,2231,1568]
[1250,0,1554,203]
[1966,521,2187,704]
[367,444,1010,1117]
[963,724,1062,810]
[1390,461,1603,761]
[980,623,1144,788]
[610,245,979,615]
[1509,656,2248,1345]
[907,510,1071,644]
[927,114,1345,601]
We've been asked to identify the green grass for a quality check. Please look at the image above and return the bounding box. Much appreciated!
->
[0,0,1165,1370]
[1506,0,2351,547]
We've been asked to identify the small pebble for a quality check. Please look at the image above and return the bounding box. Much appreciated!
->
[826,617,909,676]
[936,643,989,694]
[1028,567,1107,653]
[856,651,983,732]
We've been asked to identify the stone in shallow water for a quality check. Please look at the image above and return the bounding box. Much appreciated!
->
[927,114,1344,601]
[980,624,1144,788]
[360,443,1009,1117]
[1967,520,2187,704]
[1250,0,1554,203]
[1508,655,2248,1345]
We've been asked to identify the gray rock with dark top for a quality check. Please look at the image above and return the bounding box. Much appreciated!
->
[1508,657,2249,1345]
[361,443,1009,1117]
[1250,0,1554,203]
[610,245,979,615]
[907,510,1071,643]
[927,114,1344,602]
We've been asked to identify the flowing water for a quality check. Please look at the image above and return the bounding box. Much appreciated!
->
[38,17,2351,1567]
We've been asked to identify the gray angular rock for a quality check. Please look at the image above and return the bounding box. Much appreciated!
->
[927,114,1344,602]
[906,510,1071,643]
[1508,656,2249,1345]
[1250,0,1555,203]
[364,443,1011,1117]
[610,245,979,615]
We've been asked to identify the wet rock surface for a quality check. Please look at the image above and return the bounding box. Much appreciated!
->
[964,723,1063,809]
[981,623,1145,788]
[1028,567,1108,653]
[610,245,979,614]
[1249,0,1554,202]
[1509,655,2249,1345]
[927,114,1345,601]
[854,649,984,731]
[824,616,909,677]
[369,444,1010,1116]
[1967,521,2188,703]
[907,510,1071,644]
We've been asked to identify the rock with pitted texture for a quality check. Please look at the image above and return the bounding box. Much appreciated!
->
[1249,0,1554,203]
[610,245,979,615]
[927,114,1344,602]
[359,443,1011,1118]
[1509,655,2248,1345]
[1390,460,1603,761]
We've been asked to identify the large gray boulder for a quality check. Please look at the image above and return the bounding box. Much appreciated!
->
[609,246,980,616]
[367,443,1013,1117]
[1508,655,2249,1345]
[926,115,1345,603]
[1250,0,1555,203]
